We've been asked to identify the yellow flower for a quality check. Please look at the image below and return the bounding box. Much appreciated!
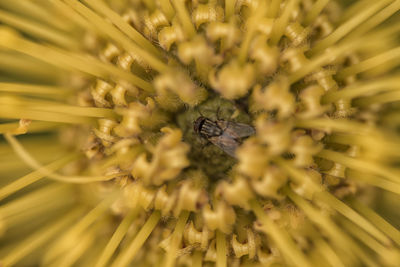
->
[0,0,400,266]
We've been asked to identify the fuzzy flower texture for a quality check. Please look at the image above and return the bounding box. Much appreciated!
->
[1,0,400,266]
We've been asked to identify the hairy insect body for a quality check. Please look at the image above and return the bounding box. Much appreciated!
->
[193,116,255,157]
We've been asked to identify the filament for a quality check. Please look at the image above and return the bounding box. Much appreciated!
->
[268,0,282,18]
[289,40,357,84]
[344,0,400,40]
[171,0,196,38]
[0,83,73,98]
[250,199,312,267]
[61,0,168,73]
[355,90,400,107]
[0,96,117,119]
[340,218,396,262]
[275,158,322,193]
[0,51,64,82]
[1,209,83,267]
[314,238,346,267]
[43,193,118,265]
[303,0,330,26]
[322,76,400,103]
[0,9,79,49]
[48,223,99,267]
[310,0,393,55]
[164,211,190,267]
[0,107,95,124]
[286,188,376,267]
[349,199,400,246]
[216,230,227,267]
[192,250,203,267]
[337,46,400,79]
[95,207,141,267]
[0,121,58,135]
[270,0,299,45]
[238,1,267,64]
[4,134,127,183]
[111,211,161,267]
[159,0,175,20]
[82,0,162,57]
[48,0,97,31]
[0,0,75,32]
[0,156,72,201]
[295,118,376,135]
[0,28,153,92]
[315,191,391,246]
[0,184,74,223]
[225,0,236,20]
[318,149,400,184]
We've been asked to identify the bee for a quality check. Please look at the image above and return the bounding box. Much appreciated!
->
[193,116,255,157]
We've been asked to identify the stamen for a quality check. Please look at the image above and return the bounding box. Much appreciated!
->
[268,0,282,18]
[192,250,203,267]
[43,193,118,265]
[368,19,400,40]
[0,83,73,98]
[0,9,80,49]
[95,207,141,267]
[0,27,153,92]
[286,188,376,267]
[275,158,322,194]
[295,118,376,135]
[165,211,190,267]
[270,0,299,45]
[62,0,167,74]
[318,149,400,184]
[0,184,73,221]
[216,230,227,267]
[315,191,392,246]
[0,121,58,135]
[48,0,97,31]
[322,76,400,103]
[303,0,330,26]
[50,222,99,266]
[349,199,400,246]
[289,40,357,84]
[82,0,162,57]
[225,0,236,21]
[111,211,161,267]
[171,0,196,38]
[340,0,377,23]
[1,209,83,267]
[0,0,73,32]
[0,96,117,119]
[0,107,95,124]
[4,134,127,183]
[348,170,400,196]
[0,156,72,201]
[314,238,346,267]
[238,1,267,64]
[250,199,312,267]
[310,0,393,55]
[355,90,400,107]
[0,51,64,82]
[340,218,399,264]
[337,46,400,79]
[345,0,400,40]
[328,133,400,158]
[160,0,175,20]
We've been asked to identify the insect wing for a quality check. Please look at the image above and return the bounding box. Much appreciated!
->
[209,134,239,157]
[217,120,255,139]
